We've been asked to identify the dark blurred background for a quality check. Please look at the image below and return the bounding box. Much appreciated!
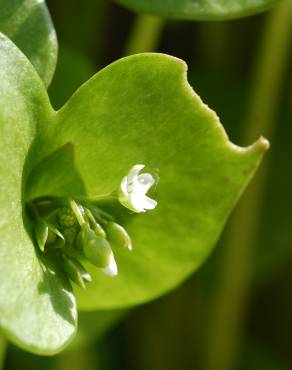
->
[5,1,292,369]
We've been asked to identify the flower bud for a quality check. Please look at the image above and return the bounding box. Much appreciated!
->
[74,227,96,251]
[100,253,118,276]
[57,207,77,228]
[46,224,65,249]
[106,222,132,251]
[80,228,113,268]
[62,255,92,289]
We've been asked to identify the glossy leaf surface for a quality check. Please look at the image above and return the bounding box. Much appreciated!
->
[115,0,283,20]
[0,0,57,87]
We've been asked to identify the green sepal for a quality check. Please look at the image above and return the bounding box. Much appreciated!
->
[46,223,65,249]
[34,218,49,252]
[62,255,92,289]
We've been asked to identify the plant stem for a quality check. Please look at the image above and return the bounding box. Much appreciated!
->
[49,0,109,64]
[124,15,165,55]
[198,21,231,72]
[0,334,7,370]
[204,3,292,370]
[70,200,86,227]
[243,3,292,143]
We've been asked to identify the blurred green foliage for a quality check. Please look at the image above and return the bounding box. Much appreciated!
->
[115,0,282,20]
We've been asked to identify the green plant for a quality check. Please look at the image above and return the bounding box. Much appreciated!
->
[2,0,286,363]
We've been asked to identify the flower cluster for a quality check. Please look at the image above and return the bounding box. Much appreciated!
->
[28,164,157,288]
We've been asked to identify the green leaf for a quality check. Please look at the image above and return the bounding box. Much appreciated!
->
[43,53,269,310]
[26,143,86,200]
[0,33,76,354]
[0,0,58,87]
[189,69,292,285]
[115,0,283,20]
[0,31,268,352]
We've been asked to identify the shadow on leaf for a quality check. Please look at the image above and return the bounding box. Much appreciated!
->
[37,254,76,326]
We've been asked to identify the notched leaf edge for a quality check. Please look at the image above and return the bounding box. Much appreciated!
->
[165,53,270,158]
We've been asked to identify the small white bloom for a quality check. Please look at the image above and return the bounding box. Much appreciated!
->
[118,164,157,213]
[101,253,118,276]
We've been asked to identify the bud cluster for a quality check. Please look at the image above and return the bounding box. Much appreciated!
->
[29,199,131,289]
[27,164,157,289]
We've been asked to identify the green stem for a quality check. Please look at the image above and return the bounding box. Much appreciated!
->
[70,200,86,227]
[204,3,292,370]
[124,15,165,55]
[198,21,231,72]
[79,193,116,203]
[0,334,7,370]
[243,2,292,143]
[85,205,114,223]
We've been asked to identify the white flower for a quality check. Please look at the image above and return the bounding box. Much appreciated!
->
[118,164,157,213]
[101,253,118,276]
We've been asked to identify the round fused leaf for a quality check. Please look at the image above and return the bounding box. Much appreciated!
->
[115,0,283,20]
[45,53,269,310]
[0,33,76,355]
[0,0,57,87]
[0,32,268,352]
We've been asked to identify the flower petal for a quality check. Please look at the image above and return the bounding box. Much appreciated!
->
[137,173,155,188]
[127,164,144,183]
[100,254,118,276]
[120,176,129,197]
[129,193,147,212]
[142,195,157,210]
[130,193,157,212]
